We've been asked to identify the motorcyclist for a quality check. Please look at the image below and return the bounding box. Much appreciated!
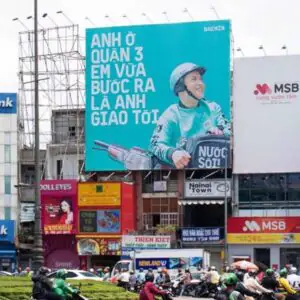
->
[179,268,192,296]
[155,268,164,285]
[244,269,273,295]
[235,271,260,299]
[137,268,146,284]
[139,273,168,300]
[287,267,300,289]
[206,266,221,291]
[162,268,171,285]
[149,62,231,169]
[129,270,137,290]
[261,268,284,300]
[278,268,298,297]
[52,269,78,300]
[216,273,245,300]
[118,268,130,290]
[32,267,63,300]
[102,267,111,281]
[97,268,104,278]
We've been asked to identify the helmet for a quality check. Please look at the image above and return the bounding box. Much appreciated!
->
[39,267,50,275]
[56,269,67,279]
[130,270,135,274]
[280,268,288,277]
[185,268,190,272]
[290,267,297,274]
[147,268,153,273]
[157,268,162,273]
[211,266,216,271]
[170,62,206,95]
[145,273,154,282]
[236,271,244,282]
[223,273,238,286]
[265,269,274,277]
[90,268,94,273]
[139,268,144,272]
[248,270,257,277]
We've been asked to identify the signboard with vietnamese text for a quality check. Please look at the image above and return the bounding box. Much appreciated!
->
[78,183,121,206]
[181,227,223,243]
[122,235,171,249]
[228,217,300,244]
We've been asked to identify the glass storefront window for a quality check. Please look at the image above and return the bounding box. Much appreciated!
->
[280,248,300,269]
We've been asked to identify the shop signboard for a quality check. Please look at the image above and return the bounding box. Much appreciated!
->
[228,217,300,244]
[0,220,14,243]
[181,227,222,242]
[77,238,121,256]
[78,183,121,206]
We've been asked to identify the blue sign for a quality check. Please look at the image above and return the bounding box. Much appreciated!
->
[0,220,15,243]
[0,93,17,114]
[85,20,231,171]
[135,258,169,270]
[181,227,222,242]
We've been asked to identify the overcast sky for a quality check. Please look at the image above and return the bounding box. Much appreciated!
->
[1,0,299,92]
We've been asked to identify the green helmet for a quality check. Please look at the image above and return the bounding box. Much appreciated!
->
[223,273,238,286]
[280,268,288,277]
[265,269,274,276]
[170,62,206,95]
[56,269,67,279]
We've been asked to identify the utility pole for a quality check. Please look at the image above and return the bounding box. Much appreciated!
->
[33,0,44,271]
[223,149,228,264]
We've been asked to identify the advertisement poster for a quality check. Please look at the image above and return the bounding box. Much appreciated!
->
[233,56,300,174]
[85,20,231,171]
[77,238,121,256]
[228,217,300,244]
[78,183,121,207]
[79,209,121,234]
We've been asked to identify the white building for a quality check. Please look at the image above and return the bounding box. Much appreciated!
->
[0,93,18,220]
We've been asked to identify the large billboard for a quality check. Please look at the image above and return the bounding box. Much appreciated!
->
[85,20,231,171]
[233,55,300,174]
[228,217,300,244]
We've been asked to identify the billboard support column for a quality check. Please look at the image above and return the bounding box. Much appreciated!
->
[232,175,239,216]
[33,0,44,271]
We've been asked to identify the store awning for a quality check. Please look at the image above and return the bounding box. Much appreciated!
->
[0,250,16,259]
[178,200,224,205]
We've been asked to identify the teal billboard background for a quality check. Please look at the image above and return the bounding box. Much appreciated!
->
[85,20,231,171]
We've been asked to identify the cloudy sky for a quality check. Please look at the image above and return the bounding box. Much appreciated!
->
[1,0,299,92]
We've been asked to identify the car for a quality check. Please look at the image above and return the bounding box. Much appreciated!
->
[47,270,103,281]
[0,271,12,276]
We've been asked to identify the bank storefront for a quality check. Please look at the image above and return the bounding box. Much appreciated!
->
[228,217,300,269]
[0,220,16,272]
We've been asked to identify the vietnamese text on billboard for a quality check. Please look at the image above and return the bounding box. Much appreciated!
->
[85,20,231,171]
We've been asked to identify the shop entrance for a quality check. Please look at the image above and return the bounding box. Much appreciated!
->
[280,248,300,269]
[254,248,270,267]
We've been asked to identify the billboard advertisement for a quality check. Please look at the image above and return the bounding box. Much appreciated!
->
[0,220,15,243]
[77,238,121,256]
[184,180,231,198]
[85,20,231,171]
[78,183,121,207]
[228,217,300,244]
[79,209,121,234]
[41,180,78,235]
[233,56,300,173]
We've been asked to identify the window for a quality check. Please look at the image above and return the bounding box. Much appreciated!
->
[56,160,63,179]
[4,176,11,194]
[4,145,11,163]
[4,207,11,220]
[4,132,11,144]
[68,126,76,138]
[65,272,77,278]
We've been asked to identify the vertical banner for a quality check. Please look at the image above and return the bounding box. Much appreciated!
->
[41,180,78,235]
[121,182,136,233]
[85,21,231,171]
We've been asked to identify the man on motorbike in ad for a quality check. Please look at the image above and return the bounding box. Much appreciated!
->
[32,267,63,300]
[52,269,79,300]
[149,62,231,169]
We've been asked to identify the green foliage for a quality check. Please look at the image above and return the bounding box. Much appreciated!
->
[0,277,138,300]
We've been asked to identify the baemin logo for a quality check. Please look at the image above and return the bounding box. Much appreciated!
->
[243,220,261,232]
[254,84,272,95]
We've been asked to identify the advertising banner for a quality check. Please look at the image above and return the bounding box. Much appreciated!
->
[77,238,121,256]
[78,183,121,207]
[41,180,77,235]
[122,235,171,249]
[228,217,300,244]
[85,20,231,171]
[184,180,231,198]
[233,56,300,174]
[121,182,136,233]
[181,227,222,242]
[0,220,14,243]
[20,203,35,223]
[0,93,17,114]
[79,209,121,234]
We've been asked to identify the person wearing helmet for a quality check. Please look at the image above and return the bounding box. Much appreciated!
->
[278,268,298,296]
[32,267,63,300]
[261,269,285,300]
[129,270,137,290]
[52,269,78,300]
[137,268,146,284]
[287,267,300,289]
[155,267,164,285]
[244,269,273,296]
[139,273,167,300]
[118,268,130,290]
[179,268,192,296]
[216,273,244,300]
[149,62,230,169]
[235,271,260,299]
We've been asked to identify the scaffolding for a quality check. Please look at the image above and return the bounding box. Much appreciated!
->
[18,24,85,178]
